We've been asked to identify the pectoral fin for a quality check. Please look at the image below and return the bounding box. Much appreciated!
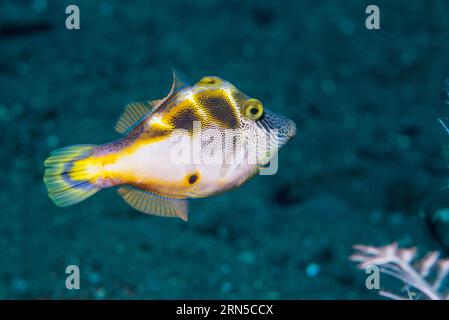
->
[118,186,188,221]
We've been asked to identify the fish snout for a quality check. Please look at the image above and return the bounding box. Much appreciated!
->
[286,119,297,139]
[259,109,296,147]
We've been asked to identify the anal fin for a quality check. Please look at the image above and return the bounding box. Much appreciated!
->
[118,186,188,221]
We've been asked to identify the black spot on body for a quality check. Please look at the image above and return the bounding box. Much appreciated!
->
[197,95,238,129]
[188,174,198,184]
[171,108,199,133]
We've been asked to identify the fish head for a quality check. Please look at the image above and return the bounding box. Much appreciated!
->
[240,101,297,167]
[191,76,296,169]
[235,82,297,163]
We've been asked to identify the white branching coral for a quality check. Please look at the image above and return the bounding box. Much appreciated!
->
[350,243,449,300]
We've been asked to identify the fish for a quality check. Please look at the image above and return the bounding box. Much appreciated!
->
[43,69,296,221]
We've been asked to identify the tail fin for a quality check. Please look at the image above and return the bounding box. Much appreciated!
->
[43,144,101,207]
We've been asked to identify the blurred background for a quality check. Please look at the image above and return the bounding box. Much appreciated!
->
[1,0,449,299]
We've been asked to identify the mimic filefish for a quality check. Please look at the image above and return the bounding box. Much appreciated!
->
[43,70,296,221]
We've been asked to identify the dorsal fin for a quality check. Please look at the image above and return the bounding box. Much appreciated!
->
[114,69,190,135]
[149,98,165,109]
[114,101,153,135]
[118,186,188,221]
[170,67,190,93]
[150,68,191,111]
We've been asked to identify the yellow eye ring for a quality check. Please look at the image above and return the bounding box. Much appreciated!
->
[243,98,264,120]
[198,76,221,85]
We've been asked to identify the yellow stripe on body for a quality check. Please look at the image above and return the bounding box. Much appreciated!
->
[74,136,193,198]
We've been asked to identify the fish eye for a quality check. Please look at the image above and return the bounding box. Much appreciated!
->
[243,98,264,120]
[198,76,221,85]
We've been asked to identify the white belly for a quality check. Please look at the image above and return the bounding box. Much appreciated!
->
[105,135,258,198]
